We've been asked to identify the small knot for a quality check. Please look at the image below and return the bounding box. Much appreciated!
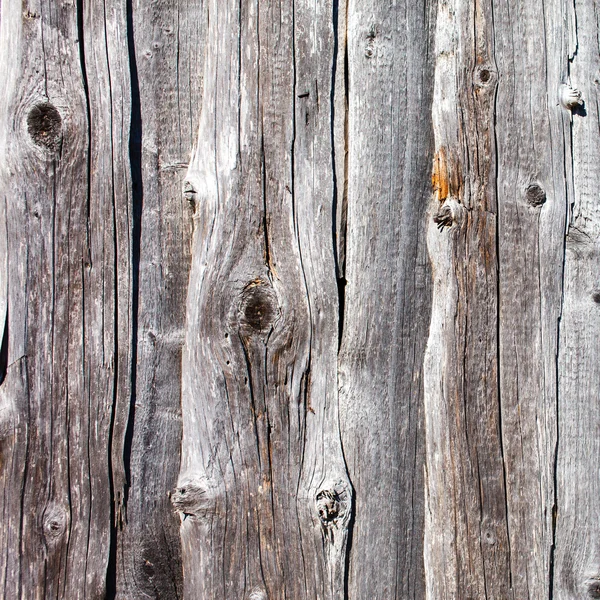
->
[247,588,268,600]
[433,198,465,231]
[560,83,584,110]
[365,24,378,58]
[42,504,68,544]
[316,489,340,524]
[475,65,496,86]
[183,180,197,207]
[592,292,600,304]
[238,280,278,335]
[27,103,62,152]
[588,579,600,598]
[525,184,546,207]
[314,480,352,542]
[171,478,220,522]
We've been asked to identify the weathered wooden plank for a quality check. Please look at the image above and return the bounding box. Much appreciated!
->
[339,1,435,597]
[0,0,132,596]
[494,0,569,596]
[177,0,351,597]
[554,1,600,597]
[114,0,203,596]
[423,0,512,597]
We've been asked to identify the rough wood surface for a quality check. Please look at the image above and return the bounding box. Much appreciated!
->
[1,0,600,598]
[177,0,351,597]
[554,1,600,597]
[338,0,435,597]
[424,0,511,597]
[0,0,123,597]
[114,0,203,597]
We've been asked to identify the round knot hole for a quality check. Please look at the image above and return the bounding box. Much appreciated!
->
[592,292,600,304]
[27,103,62,152]
[479,69,491,83]
[239,280,278,334]
[526,184,546,207]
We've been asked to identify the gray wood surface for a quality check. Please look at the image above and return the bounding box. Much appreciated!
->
[1,0,599,598]
[554,0,600,598]
[339,0,434,597]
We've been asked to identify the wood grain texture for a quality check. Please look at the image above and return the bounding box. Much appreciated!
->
[177,0,351,597]
[554,1,600,597]
[0,0,127,597]
[424,0,511,597]
[114,0,203,596]
[494,0,569,596]
[338,1,435,598]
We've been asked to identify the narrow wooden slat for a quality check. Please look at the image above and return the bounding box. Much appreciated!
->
[115,0,203,596]
[423,0,511,596]
[554,0,600,597]
[339,0,435,597]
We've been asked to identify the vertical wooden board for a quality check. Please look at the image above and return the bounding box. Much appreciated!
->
[493,0,569,596]
[0,0,129,596]
[554,1,600,597]
[115,0,203,597]
[339,0,435,597]
[176,0,351,597]
[423,0,512,597]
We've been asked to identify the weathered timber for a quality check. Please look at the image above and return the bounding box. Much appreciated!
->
[424,0,511,597]
[114,0,203,597]
[177,0,351,598]
[554,1,600,598]
[494,0,569,597]
[2,0,600,598]
[0,0,128,597]
[338,0,435,597]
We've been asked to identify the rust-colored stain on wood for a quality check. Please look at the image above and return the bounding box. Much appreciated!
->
[432,148,449,202]
[432,148,461,202]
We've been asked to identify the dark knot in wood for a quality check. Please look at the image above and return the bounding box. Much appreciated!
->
[315,480,352,543]
[475,65,496,86]
[592,292,600,304]
[588,580,600,598]
[316,489,340,524]
[433,204,454,230]
[239,280,278,334]
[526,184,546,207]
[42,504,68,543]
[27,102,62,152]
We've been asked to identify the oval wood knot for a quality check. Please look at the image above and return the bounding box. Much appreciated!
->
[475,65,496,86]
[247,588,268,600]
[525,184,546,207]
[315,480,352,542]
[171,477,220,522]
[42,503,68,543]
[27,102,62,152]
[433,198,465,231]
[238,280,279,335]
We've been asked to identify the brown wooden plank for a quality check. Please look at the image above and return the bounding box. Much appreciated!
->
[423,0,512,597]
[0,0,132,596]
[494,0,570,596]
